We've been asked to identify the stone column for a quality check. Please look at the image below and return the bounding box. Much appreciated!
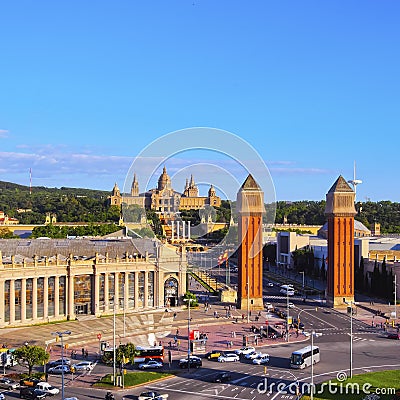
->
[32,277,38,320]
[9,279,15,324]
[114,272,119,311]
[54,276,60,317]
[144,271,149,308]
[94,271,100,315]
[188,221,191,240]
[104,272,109,312]
[134,272,139,309]
[0,279,4,326]
[124,272,129,310]
[176,220,180,240]
[182,220,185,239]
[68,274,75,320]
[171,221,174,241]
[43,277,49,321]
[21,278,27,323]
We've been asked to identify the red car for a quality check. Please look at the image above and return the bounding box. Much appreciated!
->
[386,332,400,340]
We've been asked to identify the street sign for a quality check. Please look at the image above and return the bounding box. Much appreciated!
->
[97,333,102,340]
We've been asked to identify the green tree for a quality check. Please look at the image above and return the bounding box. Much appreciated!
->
[14,344,49,376]
[117,343,136,366]
[182,291,198,308]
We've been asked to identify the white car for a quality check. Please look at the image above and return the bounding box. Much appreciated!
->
[48,365,70,374]
[138,359,163,370]
[138,391,168,400]
[36,382,60,395]
[253,354,270,365]
[267,282,274,287]
[288,302,295,308]
[218,353,240,362]
[0,377,20,390]
[72,361,94,371]
[234,346,256,356]
[244,351,262,360]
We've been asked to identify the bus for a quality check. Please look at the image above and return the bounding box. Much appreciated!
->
[134,346,164,363]
[280,285,295,296]
[290,345,320,369]
[102,345,164,365]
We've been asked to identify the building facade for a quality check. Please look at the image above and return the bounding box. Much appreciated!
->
[108,167,221,215]
[0,238,187,327]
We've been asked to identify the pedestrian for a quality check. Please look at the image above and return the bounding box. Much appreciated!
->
[230,340,233,348]
[226,340,229,348]
[173,312,177,319]
[176,328,179,336]
[81,348,85,357]
[85,349,88,359]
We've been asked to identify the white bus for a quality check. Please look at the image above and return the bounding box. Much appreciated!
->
[280,285,295,296]
[290,345,320,369]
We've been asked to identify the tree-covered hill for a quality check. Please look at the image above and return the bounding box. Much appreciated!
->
[1,180,400,233]
[0,180,119,224]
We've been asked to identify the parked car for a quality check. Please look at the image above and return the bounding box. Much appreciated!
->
[47,358,70,367]
[0,377,20,390]
[218,353,240,362]
[266,282,274,287]
[0,393,5,400]
[19,386,47,400]
[138,360,163,370]
[72,361,94,372]
[35,382,59,396]
[47,365,71,374]
[178,356,202,369]
[212,372,232,383]
[234,346,255,356]
[138,391,168,400]
[205,350,222,360]
[253,354,270,365]
[387,332,400,340]
[19,378,42,387]
[244,351,262,360]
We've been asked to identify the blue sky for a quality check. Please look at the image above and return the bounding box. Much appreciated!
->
[1,1,399,202]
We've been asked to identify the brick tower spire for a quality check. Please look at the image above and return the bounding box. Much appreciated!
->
[325,175,357,307]
[237,174,264,311]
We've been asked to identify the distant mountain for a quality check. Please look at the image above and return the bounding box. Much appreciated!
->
[0,180,110,197]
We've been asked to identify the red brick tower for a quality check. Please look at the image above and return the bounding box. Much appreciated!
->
[237,174,264,311]
[325,176,356,307]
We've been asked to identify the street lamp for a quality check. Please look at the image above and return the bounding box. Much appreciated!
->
[183,297,195,372]
[51,331,71,400]
[344,300,355,378]
[310,330,322,400]
[300,271,305,296]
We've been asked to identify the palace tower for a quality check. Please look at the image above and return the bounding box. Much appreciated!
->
[325,175,357,307]
[237,174,264,311]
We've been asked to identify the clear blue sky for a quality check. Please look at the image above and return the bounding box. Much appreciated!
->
[1,1,399,202]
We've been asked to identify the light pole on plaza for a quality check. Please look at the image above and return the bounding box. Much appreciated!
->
[51,330,71,400]
[183,297,194,372]
[310,330,322,400]
[300,271,305,296]
[344,300,355,378]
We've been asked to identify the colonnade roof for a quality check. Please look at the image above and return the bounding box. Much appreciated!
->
[0,237,160,258]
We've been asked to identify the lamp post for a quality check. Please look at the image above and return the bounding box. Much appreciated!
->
[344,300,354,378]
[51,331,71,400]
[113,296,116,386]
[310,330,322,400]
[183,297,194,372]
[286,287,290,342]
[300,271,305,296]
